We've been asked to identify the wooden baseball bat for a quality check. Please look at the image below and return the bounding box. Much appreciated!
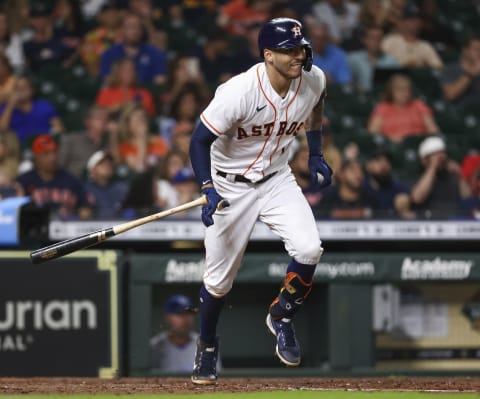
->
[30,195,212,264]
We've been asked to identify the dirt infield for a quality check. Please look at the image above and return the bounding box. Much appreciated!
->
[0,377,479,395]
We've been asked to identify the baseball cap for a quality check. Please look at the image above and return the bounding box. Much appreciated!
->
[172,167,196,184]
[87,150,113,173]
[418,136,446,159]
[163,294,193,314]
[32,134,58,154]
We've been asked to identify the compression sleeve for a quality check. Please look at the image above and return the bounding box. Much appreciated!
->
[306,130,323,156]
[189,121,219,186]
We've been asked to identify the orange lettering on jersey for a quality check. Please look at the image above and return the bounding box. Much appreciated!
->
[286,122,298,135]
[237,127,249,140]
[251,125,262,136]
[277,121,287,136]
[264,122,274,136]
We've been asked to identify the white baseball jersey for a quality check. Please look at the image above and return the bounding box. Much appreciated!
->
[199,63,327,297]
[200,63,326,182]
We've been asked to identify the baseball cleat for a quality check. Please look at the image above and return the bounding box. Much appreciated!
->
[266,314,301,366]
[191,338,219,385]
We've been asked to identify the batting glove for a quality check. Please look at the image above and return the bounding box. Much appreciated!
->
[201,187,230,227]
[308,154,333,188]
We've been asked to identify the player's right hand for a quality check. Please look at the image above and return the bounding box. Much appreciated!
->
[201,187,230,227]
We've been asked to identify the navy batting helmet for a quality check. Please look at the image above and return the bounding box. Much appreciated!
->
[258,18,313,72]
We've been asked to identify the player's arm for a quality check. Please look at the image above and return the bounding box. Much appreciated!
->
[189,121,229,227]
[303,91,332,188]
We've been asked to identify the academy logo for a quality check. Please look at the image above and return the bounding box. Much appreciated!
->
[165,259,204,282]
[401,257,473,280]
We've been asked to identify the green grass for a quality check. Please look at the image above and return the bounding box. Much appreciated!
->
[1,392,479,399]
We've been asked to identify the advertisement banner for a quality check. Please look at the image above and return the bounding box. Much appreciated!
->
[0,251,119,377]
[129,253,480,284]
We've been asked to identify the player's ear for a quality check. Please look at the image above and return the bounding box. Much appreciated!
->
[264,48,273,63]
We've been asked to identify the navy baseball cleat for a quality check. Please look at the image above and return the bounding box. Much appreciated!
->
[266,314,301,366]
[191,338,219,385]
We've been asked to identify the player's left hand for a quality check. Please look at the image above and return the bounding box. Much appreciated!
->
[201,187,230,227]
[308,154,332,188]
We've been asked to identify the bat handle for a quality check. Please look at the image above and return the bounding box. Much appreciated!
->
[217,199,230,210]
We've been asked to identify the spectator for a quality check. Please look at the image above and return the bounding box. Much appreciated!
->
[314,158,379,219]
[363,146,409,217]
[0,76,64,146]
[381,4,443,69]
[22,1,73,71]
[96,58,156,117]
[418,0,456,53]
[150,294,221,373]
[53,0,86,51]
[409,136,471,219]
[0,129,20,181]
[171,121,194,159]
[58,106,110,178]
[347,26,400,92]
[121,166,158,217]
[85,150,128,219]
[115,104,168,174]
[159,85,206,147]
[127,0,166,50]
[0,8,25,73]
[461,153,480,197]
[16,134,91,220]
[228,21,263,74]
[367,74,439,143]
[99,12,167,85]
[217,0,270,36]
[458,153,480,219]
[156,150,189,210]
[358,0,389,32]
[161,55,210,117]
[289,143,324,209]
[79,3,122,76]
[170,167,201,219]
[310,0,360,48]
[196,28,234,89]
[4,0,30,40]
[440,35,480,108]
[307,21,352,85]
[382,0,408,33]
[0,55,18,104]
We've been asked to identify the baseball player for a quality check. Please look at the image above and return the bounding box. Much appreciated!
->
[189,18,332,385]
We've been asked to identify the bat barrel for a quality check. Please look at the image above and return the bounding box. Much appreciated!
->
[30,228,115,264]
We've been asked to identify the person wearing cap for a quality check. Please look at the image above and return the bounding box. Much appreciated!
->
[381,3,443,69]
[150,294,221,373]
[314,158,379,219]
[171,167,201,219]
[409,136,471,218]
[85,150,128,219]
[363,146,409,217]
[22,1,74,71]
[16,134,92,219]
[0,76,64,145]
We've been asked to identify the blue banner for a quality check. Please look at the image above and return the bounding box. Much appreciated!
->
[0,197,31,246]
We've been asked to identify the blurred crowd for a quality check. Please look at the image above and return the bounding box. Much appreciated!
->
[0,0,479,221]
